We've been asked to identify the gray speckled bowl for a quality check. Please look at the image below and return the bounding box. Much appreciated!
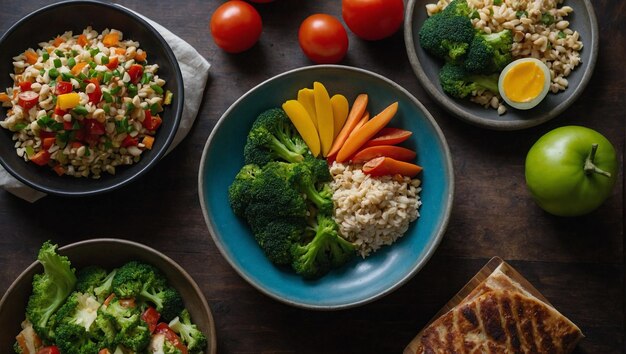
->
[0,239,216,354]
[404,0,598,131]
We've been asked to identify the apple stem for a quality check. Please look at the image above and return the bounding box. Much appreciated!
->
[584,143,611,178]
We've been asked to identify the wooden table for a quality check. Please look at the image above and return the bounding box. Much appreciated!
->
[0,1,623,353]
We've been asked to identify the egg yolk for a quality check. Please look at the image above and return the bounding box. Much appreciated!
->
[502,61,546,103]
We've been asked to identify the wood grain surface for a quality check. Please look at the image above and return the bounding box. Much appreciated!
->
[0,1,623,353]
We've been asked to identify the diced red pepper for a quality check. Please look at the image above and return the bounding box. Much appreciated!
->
[18,91,39,110]
[86,79,102,104]
[42,137,56,150]
[53,165,65,176]
[63,121,73,131]
[127,64,143,84]
[30,150,50,166]
[141,306,161,333]
[71,141,83,149]
[105,56,119,70]
[18,81,32,91]
[55,81,73,95]
[155,323,188,354]
[54,106,67,116]
[121,135,138,147]
[84,119,105,135]
[36,346,60,354]
[142,110,162,131]
[39,130,56,139]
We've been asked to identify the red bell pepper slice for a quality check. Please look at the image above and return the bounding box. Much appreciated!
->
[42,137,56,150]
[17,91,39,110]
[18,81,32,91]
[86,79,102,104]
[155,323,188,354]
[30,150,51,166]
[105,56,119,70]
[141,306,161,333]
[127,64,143,84]
[142,110,162,131]
[55,81,73,95]
[121,135,138,147]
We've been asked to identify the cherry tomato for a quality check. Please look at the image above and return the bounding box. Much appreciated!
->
[211,1,263,53]
[342,0,404,40]
[298,14,349,64]
[141,306,161,333]
[105,56,119,70]
[156,322,188,354]
[525,126,618,217]
[127,64,143,84]
[142,110,163,131]
[17,91,39,110]
[36,346,60,354]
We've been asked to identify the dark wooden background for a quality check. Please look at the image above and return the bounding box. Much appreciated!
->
[0,1,623,353]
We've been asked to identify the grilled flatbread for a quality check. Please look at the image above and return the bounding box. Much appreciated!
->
[413,266,583,354]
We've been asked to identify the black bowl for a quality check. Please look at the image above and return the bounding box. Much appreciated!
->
[0,0,183,196]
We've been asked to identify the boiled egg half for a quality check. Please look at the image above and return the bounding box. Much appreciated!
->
[498,58,551,110]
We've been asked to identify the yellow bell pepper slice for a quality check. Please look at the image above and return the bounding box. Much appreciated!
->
[282,100,321,157]
[297,88,317,130]
[56,92,80,110]
[330,94,349,140]
[313,82,334,157]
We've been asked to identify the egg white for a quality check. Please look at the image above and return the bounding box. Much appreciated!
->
[498,58,551,110]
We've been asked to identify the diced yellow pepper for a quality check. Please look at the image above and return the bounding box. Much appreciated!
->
[313,82,334,157]
[330,94,349,140]
[282,100,321,157]
[56,92,80,110]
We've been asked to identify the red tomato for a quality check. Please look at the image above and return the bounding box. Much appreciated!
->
[141,306,161,333]
[17,91,39,110]
[36,346,60,354]
[55,81,73,95]
[84,119,105,135]
[18,81,32,91]
[156,323,188,354]
[342,0,404,40]
[210,1,262,53]
[298,14,349,64]
[105,56,119,70]
[121,135,139,147]
[142,110,163,131]
[127,64,143,84]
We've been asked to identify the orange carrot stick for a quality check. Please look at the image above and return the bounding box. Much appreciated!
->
[71,62,87,76]
[347,111,369,139]
[336,102,398,163]
[326,94,368,160]
[351,145,416,164]
[362,156,423,178]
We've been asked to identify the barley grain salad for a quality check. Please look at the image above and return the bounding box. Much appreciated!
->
[423,0,583,114]
[0,27,171,178]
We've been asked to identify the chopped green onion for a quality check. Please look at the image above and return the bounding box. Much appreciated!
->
[516,10,528,18]
[110,86,121,95]
[103,91,113,103]
[558,31,566,39]
[51,122,63,131]
[88,61,97,69]
[103,104,111,114]
[39,68,46,76]
[127,84,138,97]
[89,48,99,57]
[102,71,113,84]
[36,115,53,128]
[493,0,502,5]
[489,7,494,15]
[88,68,97,77]
[78,72,88,81]
[112,69,121,77]
[72,105,88,116]
[48,68,59,79]
[104,140,113,150]
[54,49,64,57]
[13,123,27,131]
[85,146,91,157]
[25,146,35,157]
[541,12,555,25]
[101,56,109,64]
[140,72,153,85]
[42,52,50,61]
[67,57,76,68]
[72,121,81,130]
[53,58,62,68]
[150,103,160,115]
[150,84,164,95]
[71,49,79,56]
[126,102,135,112]
[61,72,74,81]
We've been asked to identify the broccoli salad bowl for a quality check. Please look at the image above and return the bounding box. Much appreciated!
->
[404,0,598,130]
[0,0,183,196]
[198,65,454,310]
[0,239,216,354]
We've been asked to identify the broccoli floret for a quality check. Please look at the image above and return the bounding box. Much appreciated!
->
[139,285,184,322]
[90,312,118,348]
[75,266,108,295]
[148,333,184,354]
[169,309,208,353]
[251,218,306,265]
[94,269,117,303]
[439,62,499,99]
[112,261,159,299]
[53,292,101,333]
[291,215,356,279]
[26,241,77,340]
[440,0,472,17]
[464,30,513,74]
[419,13,475,62]
[243,108,308,166]
[291,161,334,216]
[55,323,100,354]
[116,322,151,351]
[228,164,262,217]
[13,341,23,354]
[103,297,141,332]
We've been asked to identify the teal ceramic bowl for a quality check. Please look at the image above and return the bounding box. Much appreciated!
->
[198,65,453,310]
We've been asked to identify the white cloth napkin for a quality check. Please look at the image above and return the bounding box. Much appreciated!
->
[0,7,210,202]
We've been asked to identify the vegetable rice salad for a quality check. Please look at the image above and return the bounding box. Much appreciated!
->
[0,27,172,178]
